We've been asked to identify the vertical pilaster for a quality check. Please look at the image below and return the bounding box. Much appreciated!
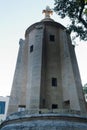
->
[60,30,80,111]
[26,25,44,111]
[7,39,26,115]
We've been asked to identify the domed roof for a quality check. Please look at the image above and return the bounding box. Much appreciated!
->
[25,6,66,37]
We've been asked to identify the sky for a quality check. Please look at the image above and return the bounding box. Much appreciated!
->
[0,0,87,96]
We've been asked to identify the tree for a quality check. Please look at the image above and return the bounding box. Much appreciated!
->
[83,83,87,94]
[54,0,87,41]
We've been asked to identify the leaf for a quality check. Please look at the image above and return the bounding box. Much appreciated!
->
[84,9,87,14]
[54,0,87,41]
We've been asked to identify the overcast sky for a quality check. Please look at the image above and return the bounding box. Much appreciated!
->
[0,0,87,96]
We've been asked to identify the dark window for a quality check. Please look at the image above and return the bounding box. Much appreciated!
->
[0,101,5,114]
[64,100,70,105]
[30,45,33,52]
[52,78,57,87]
[63,100,70,109]
[49,35,55,41]
[52,104,58,109]
[18,105,26,112]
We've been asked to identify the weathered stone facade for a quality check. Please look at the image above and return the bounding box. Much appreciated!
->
[7,20,86,115]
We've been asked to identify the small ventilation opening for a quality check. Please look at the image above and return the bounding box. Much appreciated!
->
[52,104,58,109]
[63,100,70,109]
[18,105,26,112]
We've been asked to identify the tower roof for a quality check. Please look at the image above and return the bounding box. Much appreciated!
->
[25,6,66,37]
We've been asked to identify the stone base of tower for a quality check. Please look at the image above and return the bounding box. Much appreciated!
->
[0,110,87,130]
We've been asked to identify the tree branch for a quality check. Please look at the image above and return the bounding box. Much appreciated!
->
[78,0,87,28]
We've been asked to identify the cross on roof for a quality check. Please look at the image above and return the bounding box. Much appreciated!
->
[42,6,53,18]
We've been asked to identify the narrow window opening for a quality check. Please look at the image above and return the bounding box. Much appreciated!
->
[49,35,55,42]
[30,45,33,52]
[52,78,57,87]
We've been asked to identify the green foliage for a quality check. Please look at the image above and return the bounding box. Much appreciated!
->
[83,84,87,94]
[54,0,87,41]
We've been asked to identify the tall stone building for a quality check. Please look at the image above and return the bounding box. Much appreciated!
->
[0,6,87,130]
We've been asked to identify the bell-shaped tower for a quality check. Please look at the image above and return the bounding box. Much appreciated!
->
[7,6,86,116]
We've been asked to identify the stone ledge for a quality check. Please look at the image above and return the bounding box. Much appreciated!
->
[0,113,87,130]
[6,109,85,120]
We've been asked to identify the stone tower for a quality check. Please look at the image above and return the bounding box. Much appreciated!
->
[0,6,87,130]
[7,6,86,116]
